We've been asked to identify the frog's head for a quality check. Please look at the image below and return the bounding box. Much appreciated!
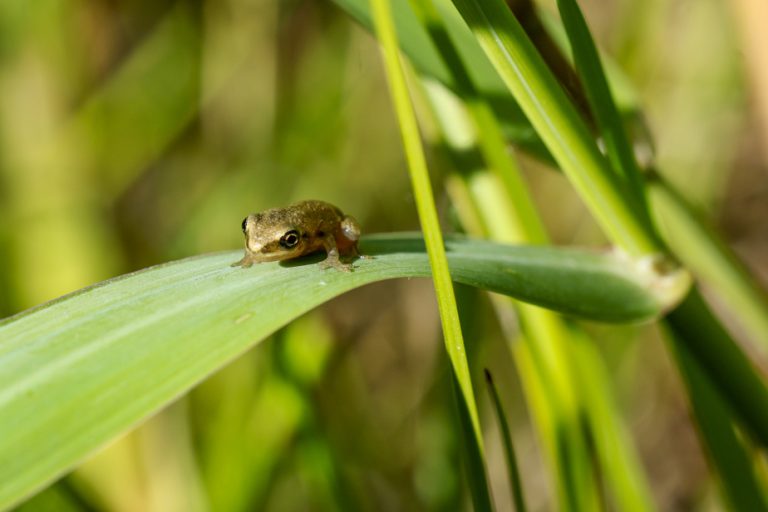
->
[241,212,305,262]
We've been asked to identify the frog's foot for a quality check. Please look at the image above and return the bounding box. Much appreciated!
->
[231,255,254,268]
[319,251,355,271]
[319,259,355,272]
[319,244,355,272]
[320,253,371,270]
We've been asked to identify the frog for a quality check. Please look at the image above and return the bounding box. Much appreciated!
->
[233,200,362,271]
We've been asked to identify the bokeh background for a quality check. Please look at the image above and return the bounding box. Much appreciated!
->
[2,0,766,510]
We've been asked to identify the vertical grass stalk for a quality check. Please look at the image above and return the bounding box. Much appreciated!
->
[485,369,528,512]
[663,325,768,511]
[554,0,652,226]
[370,0,493,508]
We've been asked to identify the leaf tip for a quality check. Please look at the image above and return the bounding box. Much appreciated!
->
[619,250,692,316]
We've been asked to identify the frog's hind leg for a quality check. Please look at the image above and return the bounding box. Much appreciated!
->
[338,214,373,261]
[341,215,361,243]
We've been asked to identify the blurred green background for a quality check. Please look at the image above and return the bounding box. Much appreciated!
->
[2,0,766,510]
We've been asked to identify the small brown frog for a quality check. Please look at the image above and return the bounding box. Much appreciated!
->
[234,200,361,271]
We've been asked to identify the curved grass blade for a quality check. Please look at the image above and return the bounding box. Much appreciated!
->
[0,234,672,509]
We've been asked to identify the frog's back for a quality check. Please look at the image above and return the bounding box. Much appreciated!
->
[290,200,344,228]
[295,200,344,217]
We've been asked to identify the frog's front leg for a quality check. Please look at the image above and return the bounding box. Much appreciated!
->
[319,235,353,272]
[231,251,256,268]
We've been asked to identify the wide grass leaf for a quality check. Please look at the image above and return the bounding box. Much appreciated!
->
[0,233,670,509]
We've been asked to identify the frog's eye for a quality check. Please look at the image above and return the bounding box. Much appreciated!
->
[280,230,300,249]
[241,217,248,234]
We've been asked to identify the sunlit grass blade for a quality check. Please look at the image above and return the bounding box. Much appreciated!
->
[421,47,653,507]
[331,0,552,158]
[485,370,527,512]
[409,0,548,245]
[571,332,655,511]
[448,0,768,455]
[447,0,663,256]
[553,0,650,219]
[548,0,768,463]
[512,338,594,511]
[370,0,492,507]
[549,1,768,457]
[439,137,603,509]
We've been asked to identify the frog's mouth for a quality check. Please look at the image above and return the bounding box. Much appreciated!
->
[246,242,300,262]
[251,251,292,263]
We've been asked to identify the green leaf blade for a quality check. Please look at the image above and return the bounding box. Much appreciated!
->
[0,234,668,509]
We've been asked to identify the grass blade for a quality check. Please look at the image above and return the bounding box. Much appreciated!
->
[422,50,653,506]
[664,325,768,511]
[447,0,662,256]
[331,0,551,158]
[485,370,527,512]
[666,289,768,449]
[553,0,650,217]
[0,235,683,508]
[572,332,655,511]
[370,0,492,506]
